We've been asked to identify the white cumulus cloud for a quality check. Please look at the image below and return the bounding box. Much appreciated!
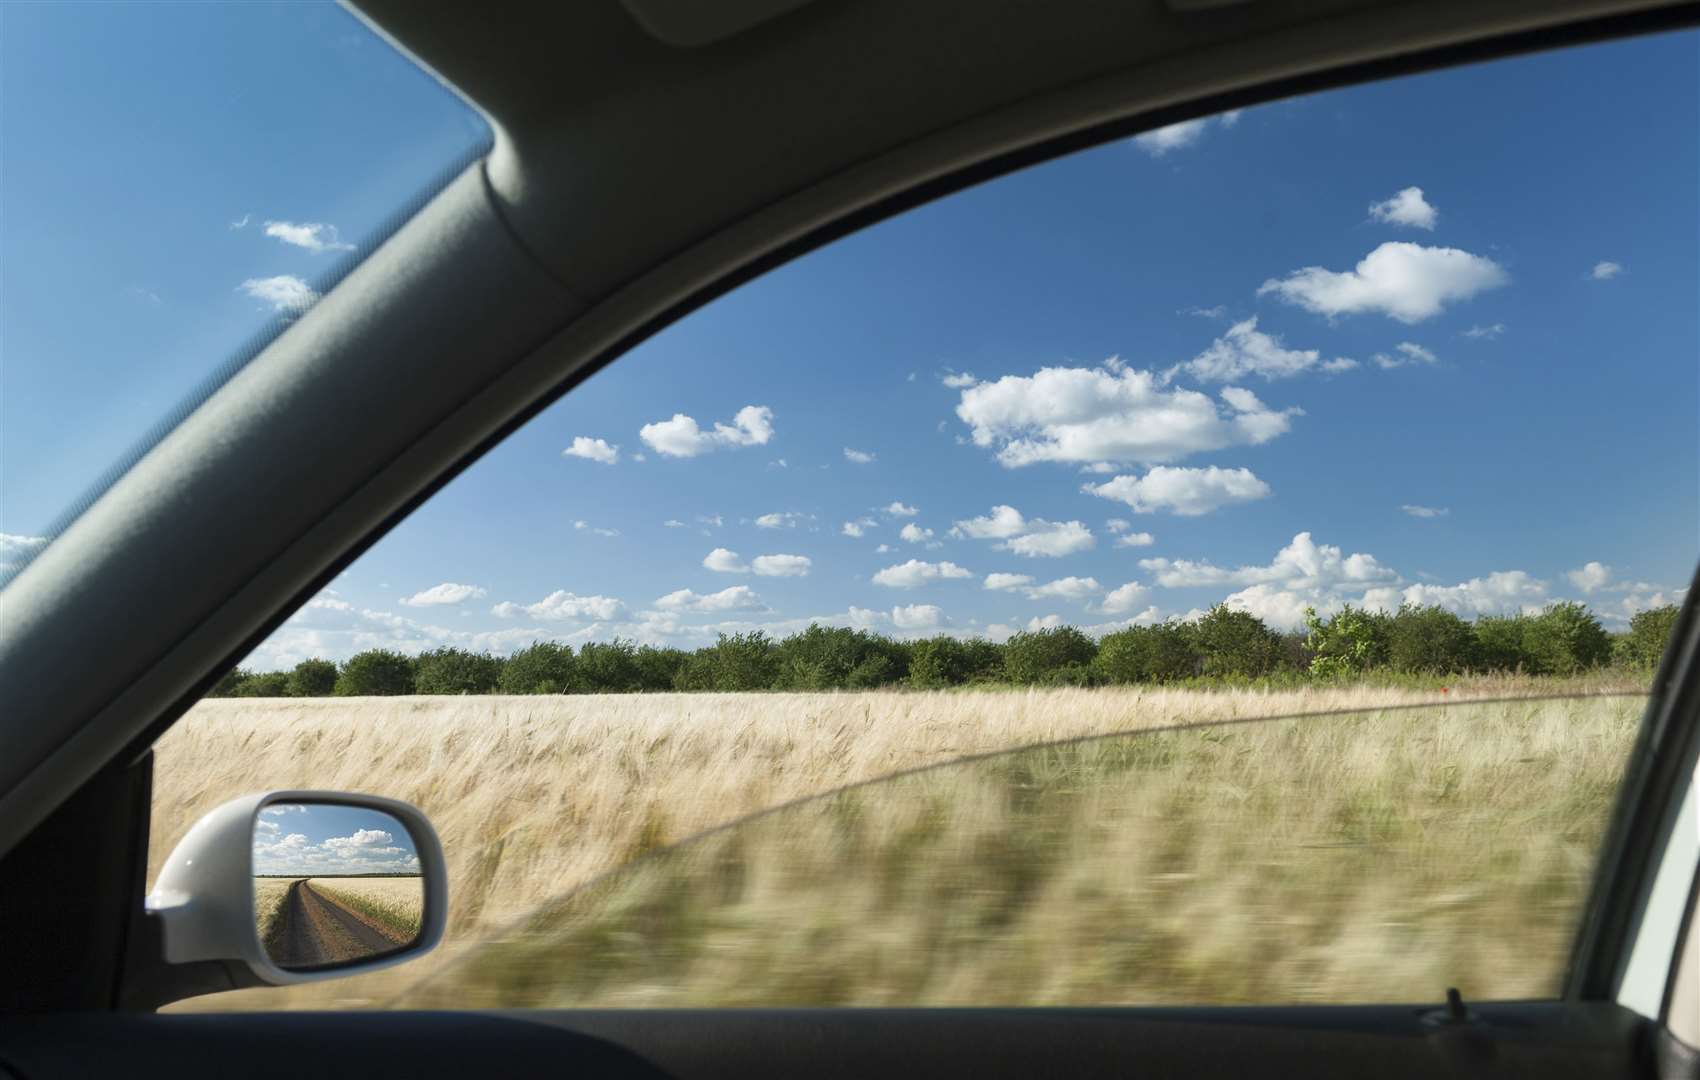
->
[562,436,619,464]
[1372,342,1438,369]
[1133,110,1242,156]
[1084,466,1271,516]
[1181,318,1320,381]
[1025,576,1101,602]
[1003,519,1094,558]
[263,220,356,253]
[891,603,945,630]
[1566,561,1613,594]
[703,548,749,573]
[1258,242,1508,323]
[492,591,624,621]
[955,361,1298,467]
[0,533,49,574]
[239,275,318,313]
[639,405,774,457]
[1367,186,1438,230]
[872,559,973,588]
[654,585,767,613]
[400,582,487,607]
[1101,581,1151,614]
[753,554,812,577]
[1399,571,1548,617]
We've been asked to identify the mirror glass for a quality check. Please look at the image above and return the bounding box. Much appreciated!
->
[251,802,425,970]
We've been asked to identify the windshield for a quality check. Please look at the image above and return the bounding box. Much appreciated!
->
[0,2,489,577]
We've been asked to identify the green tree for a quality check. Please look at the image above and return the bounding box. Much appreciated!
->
[909,635,969,689]
[1615,605,1680,671]
[1093,622,1196,684]
[957,638,1006,683]
[1386,604,1477,673]
[1521,601,1611,675]
[576,639,642,692]
[1190,605,1283,678]
[209,668,253,697]
[633,645,690,692]
[1472,614,1531,672]
[413,647,504,694]
[774,626,905,690]
[698,631,780,691]
[286,658,339,697]
[232,671,291,697]
[334,649,416,696]
[1303,605,1390,678]
[1002,626,1097,685]
[498,641,577,694]
[671,651,717,691]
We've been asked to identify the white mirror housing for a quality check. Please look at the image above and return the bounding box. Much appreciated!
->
[144,791,447,996]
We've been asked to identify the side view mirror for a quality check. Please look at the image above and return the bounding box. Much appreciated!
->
[128,791,446,1009]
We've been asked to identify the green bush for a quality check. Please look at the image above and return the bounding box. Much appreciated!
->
[671,651,717,692]
[232,671,291,697]
[334,650,417,696]
[1387,604,1477,674]
[1521,601,1612,675]
[634,646,691,692]
[576,639,642,693]
[775,626,906,690]
[909,636,969,689]
[1191,605,1283,678]
[499,642,577,694]
[697,631,780,691]
[1003,627,1097,685]
[1093,622,1196,684]
[286,658,339,697]
[1472,614,1531,672]
[1304,605,1390,678]
[1616,605,1680,671]
[209,668,253,697]
[413,647,504,695]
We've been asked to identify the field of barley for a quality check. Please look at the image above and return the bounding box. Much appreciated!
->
[308,878,425,943]
[149,676,1645,1011]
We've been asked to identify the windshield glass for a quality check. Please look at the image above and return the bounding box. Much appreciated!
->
[0,2,488,575]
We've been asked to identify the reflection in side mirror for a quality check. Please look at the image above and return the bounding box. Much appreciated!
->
[253,802,425,971]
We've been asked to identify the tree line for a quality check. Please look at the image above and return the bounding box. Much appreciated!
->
[210,601,1681,698]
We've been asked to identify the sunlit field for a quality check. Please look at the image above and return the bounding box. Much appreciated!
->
[252,878,292,947]
[307,878,425,944]
[150,677,1644,1010]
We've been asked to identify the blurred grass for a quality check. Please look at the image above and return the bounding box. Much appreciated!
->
[401,696,1641,1008]
[152,680,1644,1010]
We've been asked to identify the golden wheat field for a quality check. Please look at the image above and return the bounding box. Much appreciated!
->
[149,677,1646,1011]
[307,878,425,943]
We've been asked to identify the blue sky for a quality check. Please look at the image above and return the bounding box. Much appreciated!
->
[3,8,1695,665]
[252,802,420,877]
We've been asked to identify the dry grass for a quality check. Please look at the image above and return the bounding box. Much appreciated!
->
[308,878,424,943]
[251,878,292,945]
[149,676,1644,1010]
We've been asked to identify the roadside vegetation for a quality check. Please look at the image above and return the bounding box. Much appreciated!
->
[308,878,424,945]
[252,878,293,956]
[210,602,1679,698]
[158,678,1647,1011]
